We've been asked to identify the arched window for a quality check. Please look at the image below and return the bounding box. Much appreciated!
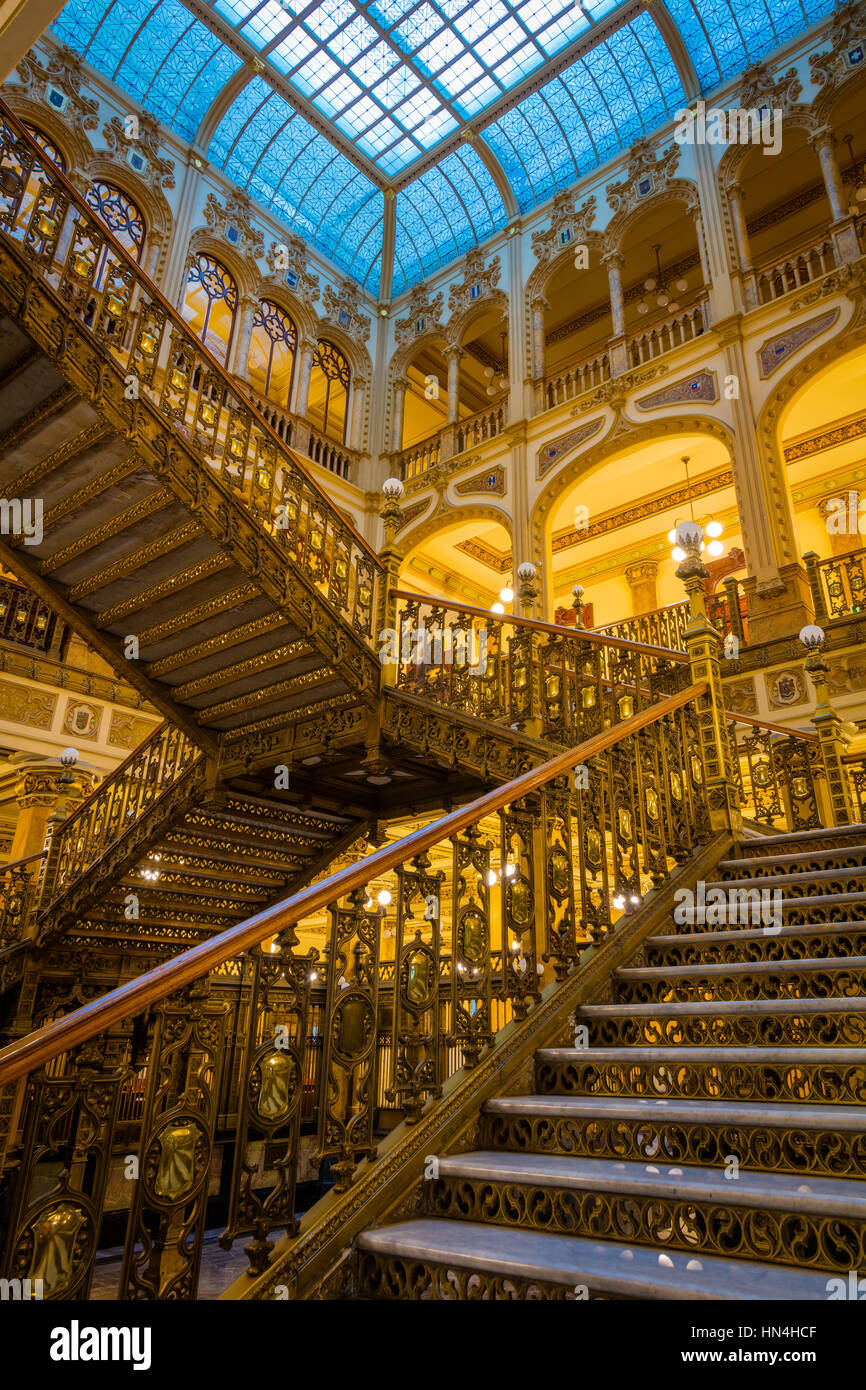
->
[2,121,66,244]
[181,253,237,365]
[22,123,65,171]
[308,339,350,443]
[248,299,297,407]
[85,179,145,262]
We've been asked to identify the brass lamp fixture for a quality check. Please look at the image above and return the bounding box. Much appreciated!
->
[668,455,725,560]
[483,329,509,396]
[636,244,688,316]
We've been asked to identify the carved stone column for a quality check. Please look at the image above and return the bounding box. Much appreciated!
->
[625,560,659,616]
[292,337,317,419]
[810,126,860,264]
[349,375,367,452]
[9,761,96,866]
[817,491,863,556]
[229,294,258,377]
[391,375,408,453]
[725,181,757,311]
[445,345,462,424]
[529,295,548,411]
[603,251,628,376]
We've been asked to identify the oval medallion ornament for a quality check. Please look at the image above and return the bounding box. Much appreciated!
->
[585,826,603,868]
[507,876,532,926]
[333,994,374,1060]
[670,770,683,801]
[146,1118,207,1203]
[549,848,570,894]
[460,909,487,964]
[251,1049,299,1124]
[617,807,632,841]
[25,1201,91,1297]
[752,760,772,789]
[791,775,809,800]
[690,753,703,785]
[403,946,435,1010]
[644,786,660,822]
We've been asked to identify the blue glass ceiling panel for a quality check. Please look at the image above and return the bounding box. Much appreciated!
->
[209,77,384,291]
[392,145,506,294]
[192,0,624,174]
[665,0,835,90]
[52,0,242,140]
[483,13,683,211]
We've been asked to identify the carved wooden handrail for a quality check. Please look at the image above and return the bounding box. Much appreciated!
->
[393,589,690,663]
[727,711,819,742]
[0,101,382,573]
[0,850,47,875]
[0,684,706,1085]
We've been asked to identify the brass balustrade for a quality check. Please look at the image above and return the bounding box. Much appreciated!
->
[805,545,866,622]
[0,851,45,948]
[0,576,66,658]
[392,589,689,742]
[37,721,203,918]
[0,105,382,642]
[0,685,711,1297]
[594,585,748,650]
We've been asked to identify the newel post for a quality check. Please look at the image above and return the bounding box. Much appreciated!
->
[800,624,854,827]
[378,476,404,689]
[675,522,742,836]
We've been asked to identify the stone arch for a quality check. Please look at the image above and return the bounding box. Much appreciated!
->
[82,155,173,279]
[813,66,866,127]
[313,317,373,383]
[445,292,508,350]
[185,228,260,303]
[755,300,866,568]
[253,275,317,345]
[603,180,699,255]
[525,231,606,307]
[716,112,821,271]
[2,93,94,174]
[398,499,513,567]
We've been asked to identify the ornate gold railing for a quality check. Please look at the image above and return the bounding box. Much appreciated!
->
[37,722,203,920]
[392,590,689,743]
[0,575,67,659]
[594,584,748,651]
[0,851,45,949]
[804,546,866,622]
[0,105,382,642]
[0,685,710,1297]
[727,713,824,831]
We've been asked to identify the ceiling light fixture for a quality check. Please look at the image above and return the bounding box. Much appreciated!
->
[669,455,725,561]
[484,329,509,396]
[637,244,688,316]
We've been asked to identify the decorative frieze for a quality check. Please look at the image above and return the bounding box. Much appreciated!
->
[322,277,372,345]
[636,371,718,411]
[757,310,839,376]
[537,420,604,477]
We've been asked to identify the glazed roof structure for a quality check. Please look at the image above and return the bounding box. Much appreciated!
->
[50,0,835,295]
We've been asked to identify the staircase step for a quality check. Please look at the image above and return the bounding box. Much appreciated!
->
[736,825,866,854]
[355,1219,833,1300]
[579,998,866,1047]
[614,955,866,1002]
[705,867,866,892]
[535,1046,866,1104]
[669,890,866,930]
[718,845,866,876]
[644,921,866,966]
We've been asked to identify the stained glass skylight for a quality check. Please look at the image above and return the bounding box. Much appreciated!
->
[208,0,624,175]
[663,0,835,90]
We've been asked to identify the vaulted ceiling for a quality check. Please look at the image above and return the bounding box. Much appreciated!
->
[51,0,834,295]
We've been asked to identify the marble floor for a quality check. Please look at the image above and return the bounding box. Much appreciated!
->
[89,1228,255,1300]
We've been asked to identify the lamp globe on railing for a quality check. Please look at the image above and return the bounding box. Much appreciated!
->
[59,747,79,768]
[380,476,405,549]
[799,623,825,652]
[516,561,537,616]
[672,520,704,564]
[382,477,404,500]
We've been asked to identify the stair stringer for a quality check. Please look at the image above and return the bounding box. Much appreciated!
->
[220,832,730,1302]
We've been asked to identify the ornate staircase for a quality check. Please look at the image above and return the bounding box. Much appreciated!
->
[352,822,866,1300]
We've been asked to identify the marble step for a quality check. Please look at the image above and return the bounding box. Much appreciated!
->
[737,824,866,851]
[482,1094,866,1177]
[704,866,866,893]
[577,997,866,1047]
[355,1219,834,1300]
[644,921,866,967]
[613,954,866,1003]
[431,1149,866,1218]
[534,1046,866,1104]
[718,845,866,877]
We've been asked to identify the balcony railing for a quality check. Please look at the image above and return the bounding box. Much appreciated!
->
[456,401,506,453]
[753,234,836,306]
[628,299,707,368]
[248,389,359,481]
[395,432,443,481]
[805,546,866,623]
[0,575,67,658]
[593,585,748,650]
[544,348,610,409]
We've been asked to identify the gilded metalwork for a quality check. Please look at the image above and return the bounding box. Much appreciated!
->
[387,853,445,1123]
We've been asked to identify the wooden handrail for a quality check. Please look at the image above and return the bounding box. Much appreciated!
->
[394,589,689,663]
[727,711,819,743]
[0,684,706,1085]
[0,101,383,572]
[0,850,47,874]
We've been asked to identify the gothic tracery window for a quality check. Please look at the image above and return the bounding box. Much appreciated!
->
[308,339,350,444]
[248,299,297,407]
[85,179,146,263]
[181,252,237,365]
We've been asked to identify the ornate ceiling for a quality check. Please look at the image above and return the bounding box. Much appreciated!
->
[51,0,833,294]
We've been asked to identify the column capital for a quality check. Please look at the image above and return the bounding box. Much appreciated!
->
[624,559,659,586]
[15,764,96,811]
[808,125,836,152]
[443,342,464,361]
[601,250,624,269]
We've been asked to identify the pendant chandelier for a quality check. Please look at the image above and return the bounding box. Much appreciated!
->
[668,456,725,560]
[637,244,688,316]
[483,330,509,396]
